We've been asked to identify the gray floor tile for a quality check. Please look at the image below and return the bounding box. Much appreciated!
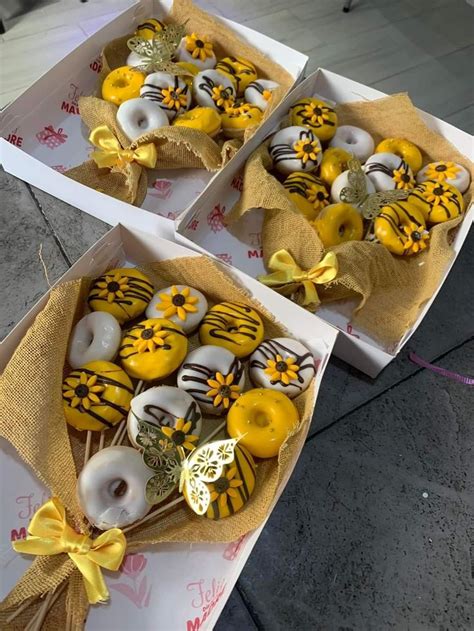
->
[215,587,257,631]
[445,104,474,135]
[310,229,474,434]
[0,170,70,340]
[237,341,474,630]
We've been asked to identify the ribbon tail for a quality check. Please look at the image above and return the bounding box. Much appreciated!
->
[13,536,64,556]
[257,270,293,287]
[301,280,320,306]
[69,553,109,604]
[133,143,158,169]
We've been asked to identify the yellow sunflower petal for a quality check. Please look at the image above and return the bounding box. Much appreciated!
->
[63,390,75,398]
[225,373,234,386]
[207,379,221,389]
[183,304,198,313]
[161,426,174,438]
[210,491,219,502]
[97,289,108,298]
[88,393,101,404]
[175,418,184,431]
[214,394,223,407]
[215,372,225,384]
[206,388,219,397]
[286,370,298,380]
[230,479,243,487]
[87,375,97,387]
[82,398,91,410]
[219,493,228,508]
[223,397,230,408]
[187,434,199,443]
[177,306,187,321]
[70,397,81,408]
[227,488,239,498]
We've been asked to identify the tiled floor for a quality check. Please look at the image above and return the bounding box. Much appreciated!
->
[1,0,473,629]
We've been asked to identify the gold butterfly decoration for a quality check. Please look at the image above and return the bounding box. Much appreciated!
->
[137,420,239,514]
[340,157,409,220]
[127,23,189,75]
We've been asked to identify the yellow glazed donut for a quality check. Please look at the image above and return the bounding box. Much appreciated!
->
[227,388,299,458]
[289,98,338,142]
[199,302,265,358]
[135,18,165,39]
[176,61,200,87]
[102,66,145,106]
[88,268,154,324]
[220,104,263,139]
[173,106,222,137]
[375,201,428,255]
[119,318,188,381]
[215,56,258,95]
[375,138,423,174]
[62,361,133,432]
[312,202,363,248]
[407,180,464,224]
[320,147,352,187]
[283,172,330,220]
[204,445,256,519]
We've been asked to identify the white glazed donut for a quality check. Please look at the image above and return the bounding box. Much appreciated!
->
[116,97,169,141]
[145,285,208,334]
[269,126,323,176]
[249,337,315,398]
[331,169,375,204]
[68,312,121,369]
[140,72,191,121]
[177,35,216,71]
[329,125,375,163]
[192,70,236,112]
[77,446,151,529]
[416,160,470,194]
[177,345,245,415]
[127,385,202,448]
[244,80,279,112]
[126,51,146,69]
[364,152,415,191]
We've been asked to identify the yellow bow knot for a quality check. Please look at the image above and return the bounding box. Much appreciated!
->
[12,497,126,604]
[89,125,157,169]
[258,249,338,306]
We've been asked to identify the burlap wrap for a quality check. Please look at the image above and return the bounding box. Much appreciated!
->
[65,0,294,205]
[227,93,474,347]
[0,256,316,629]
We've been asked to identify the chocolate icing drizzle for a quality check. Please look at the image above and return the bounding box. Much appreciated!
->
[140,74,189,108]
[291,99,336,128]
[196,75,235,111]
[200,302,262,346]
[270,129,318,170]
[133,399,201,433]
[283,173,326,200]
[88,273,153,320]
[409,185,462,221]
[216,57,255,90]
[365,156,407,180]
[377,201,426,246]
[250,339,315,392]
[180,355,244,407]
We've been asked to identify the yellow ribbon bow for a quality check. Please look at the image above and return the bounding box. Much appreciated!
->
[89,125,157,169]
[258,249,338,306]
[12,497,126,604]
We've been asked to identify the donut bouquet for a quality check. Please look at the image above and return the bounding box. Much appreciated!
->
[65,0,293,207]
[0,255,319,628]
[227,91,473,347]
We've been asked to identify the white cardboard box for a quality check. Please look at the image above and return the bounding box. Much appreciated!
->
[0,224,337,630]
[0,0,308,239]
[175,68,474,378]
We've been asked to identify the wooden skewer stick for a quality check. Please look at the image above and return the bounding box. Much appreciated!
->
[25,581,66,631]
[83,431,92,466]
[6,596,35,624]
[116,421,129,446]
[109,420,125,447]
[109,381,143,448]
[202,421,226,443]
[98,432,105,451]
[123,496,185,534]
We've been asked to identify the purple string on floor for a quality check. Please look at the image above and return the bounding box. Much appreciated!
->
[409,352,474,386]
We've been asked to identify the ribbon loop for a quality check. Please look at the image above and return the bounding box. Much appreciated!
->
[12,497,126,604]
[258,249,338,306]
[89,125,157,170]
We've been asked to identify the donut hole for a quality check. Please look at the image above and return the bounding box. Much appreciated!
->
[113,79,128,89]
[253,410,270,428]
[338,223,346,237]
[137,117,147,129]
[225,320,238,333]
[345,135,355,145]
[109,478,128,497]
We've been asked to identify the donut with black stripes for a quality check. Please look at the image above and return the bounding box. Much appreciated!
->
[364,152,415,192]
[289,97,338,142]
[140,72,191,121]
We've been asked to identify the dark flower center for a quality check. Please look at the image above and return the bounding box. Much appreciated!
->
[195,39,204,48]
[411,231,422,242]
[276,360,288,372]
[316,191,326,200]
[107,281,120,292]
[214,477,230,493]
[435,164,447,172]
[314,107,322,116]
[218,385,231,398]
[172,430,185,445]
[303,143,313,153]
[170,91,179,99]
[401,174,411,182]
[433,186,444,195]
[172,294,186,306]
[75,384,89,398]
[141,328,154,339]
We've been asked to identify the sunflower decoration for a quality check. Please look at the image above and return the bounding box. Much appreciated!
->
[293,138,321,164]
[420,181,454,206]
[161,418,199,453]
[161,86,188,111]
[262,89,273,102]
[211,85,235,110]
[424,161,460,183]
[95,272,130,303]
[303,102,333,126]
[402,223,430,255]
[185,33,214,61]
[392,166,415,190]
[133,323,169,353]
[62,372,105,410]
[307,183,330,212]
[264,355,300,385]
[206,372,241,408]
[208,466,244,509]
[155,286,199,321]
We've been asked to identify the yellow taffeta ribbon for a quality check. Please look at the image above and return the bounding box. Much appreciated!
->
[12,497,126,604]
[89,125,157,169]
[258,249,338,306]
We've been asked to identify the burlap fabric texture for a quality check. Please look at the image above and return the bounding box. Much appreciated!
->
[227,93,474,348]
[0,256,316,629]
[65,0,294,205]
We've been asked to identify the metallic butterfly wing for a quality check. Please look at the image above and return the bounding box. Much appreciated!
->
[362,189,410,220]
[180,438,239,515]
[339,157,367,207]
[136,420,183,505]
[127,24,187,75]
